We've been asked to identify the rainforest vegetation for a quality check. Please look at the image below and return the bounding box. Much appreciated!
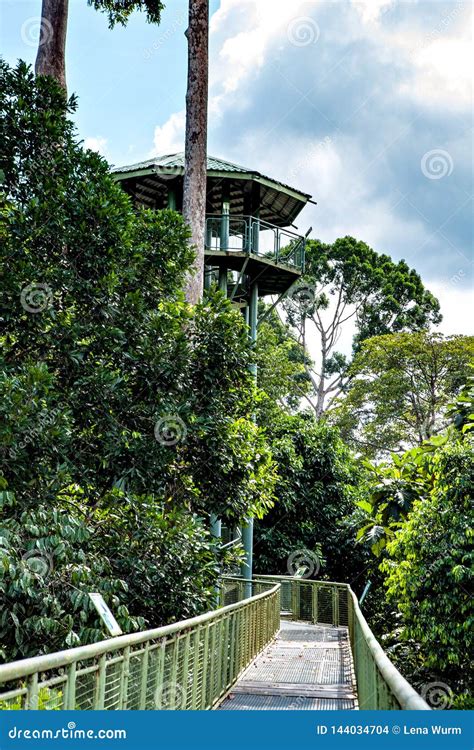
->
[1,61,472,708]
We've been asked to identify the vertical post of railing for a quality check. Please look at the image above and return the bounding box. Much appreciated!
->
[119,645,130,710]
[95,653,106,710]
[65,662,77,710]
[220,196,230,251]
[251,212,260,255]
[204,218,213,292]
[25,672,39,710]
[139,642,150,709]
[210,514,221,539]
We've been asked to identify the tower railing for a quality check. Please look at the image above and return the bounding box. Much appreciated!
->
[204,215,305,272]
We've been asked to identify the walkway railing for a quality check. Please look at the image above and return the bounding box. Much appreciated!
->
[247,575,430,711]
[0,580,279,711]
[205,214,305,272]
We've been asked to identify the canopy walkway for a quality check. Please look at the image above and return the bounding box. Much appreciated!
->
[0,576,430,711]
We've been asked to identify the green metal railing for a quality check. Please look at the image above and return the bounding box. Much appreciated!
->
[249,575,430,711]
[205,214,305,272]
[0,580,279,711]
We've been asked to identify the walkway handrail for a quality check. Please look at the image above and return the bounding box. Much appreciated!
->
[0,580,280,710]
[347,587,429,710]
[240,575,430,711]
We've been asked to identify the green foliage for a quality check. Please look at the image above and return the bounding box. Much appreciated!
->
[301,237,441,348]
[0,686,62,710]
[334,332,474,457]
[0,61,275,660]
[88,0,164,27]
[89,492,227,626]
[283,236,441,416]
[254,410,367,585]
[255,306,311,411]
[0,484,142,660]
[356,435,453,557]
[447,365,474,434]
[381,439,473,690]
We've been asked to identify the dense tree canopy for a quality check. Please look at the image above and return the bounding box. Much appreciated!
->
[0,61,274,658]
[381,438,474,706]
[334,332,474,458]
[253,409,367,587]
[283,236,441,416]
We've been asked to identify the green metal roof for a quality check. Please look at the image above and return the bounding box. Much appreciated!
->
[112,152,311,199]
[112,152,312,227]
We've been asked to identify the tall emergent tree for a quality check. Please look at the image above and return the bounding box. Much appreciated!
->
[91,0,208,304]
[34,2,165,92]
[182,0,209,304]
[334,332,474,457]
[35,0,69,92]
[284,237,442,417]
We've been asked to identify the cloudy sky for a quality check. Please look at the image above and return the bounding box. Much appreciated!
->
[3,0,473,338]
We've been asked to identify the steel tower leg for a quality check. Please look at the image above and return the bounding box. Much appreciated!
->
[241,281,258,596]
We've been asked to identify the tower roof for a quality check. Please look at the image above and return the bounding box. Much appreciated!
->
[112,152,312,227]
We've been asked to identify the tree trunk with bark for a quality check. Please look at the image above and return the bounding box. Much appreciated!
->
[182,0,209,304]
[35,0,69,94]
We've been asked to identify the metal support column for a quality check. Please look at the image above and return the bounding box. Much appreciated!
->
[167,187,177,211]
[240,280,258,595]
[220,194,230,252]
[218,267,228,294]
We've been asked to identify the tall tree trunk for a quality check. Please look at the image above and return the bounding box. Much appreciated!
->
[182,0,209,304]
[35,0,69,94]
[315,330,327,418]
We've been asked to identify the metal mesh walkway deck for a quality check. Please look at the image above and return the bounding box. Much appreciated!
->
[217,620,358,710]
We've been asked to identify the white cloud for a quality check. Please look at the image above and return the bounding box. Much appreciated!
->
[401,37,472,110]
[84,136,108,155]
[152,110,185,155]
[146,0,470,340]
[351,0,395,25]
[429,279,474,338]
